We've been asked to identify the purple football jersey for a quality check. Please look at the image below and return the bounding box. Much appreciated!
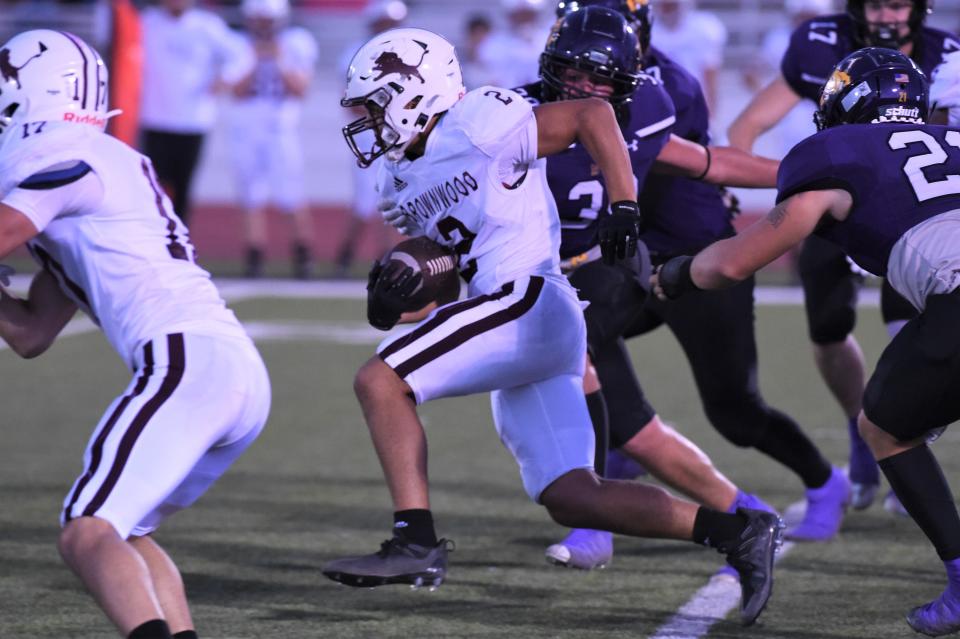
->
[639,47,736,261]
[781,14,960,103]
[777,123,960,275]
[516,76,676,258]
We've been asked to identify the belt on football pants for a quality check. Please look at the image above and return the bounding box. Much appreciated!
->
[560,245,602,274]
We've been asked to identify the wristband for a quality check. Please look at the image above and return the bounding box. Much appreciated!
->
[658,255,700,299]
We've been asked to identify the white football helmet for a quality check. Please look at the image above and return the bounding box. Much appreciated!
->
[242,0,290,20]
[0,30,115,146]
[341,28,464,167]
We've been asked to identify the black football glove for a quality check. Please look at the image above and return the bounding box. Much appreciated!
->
[598,200,642,265]
[366,260,423,331]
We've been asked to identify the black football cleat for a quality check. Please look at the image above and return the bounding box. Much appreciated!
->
[322,537,453,590]
[718,508,784,626]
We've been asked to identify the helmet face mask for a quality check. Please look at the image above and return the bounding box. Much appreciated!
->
[541,6,641,105]
[814,46,929,131]
[341,28,464,167]
[847,0,929,49]
[341,87,402,168]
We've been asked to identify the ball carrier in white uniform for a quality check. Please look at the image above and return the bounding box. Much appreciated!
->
[321,28,783,626]
[0,31,270,639]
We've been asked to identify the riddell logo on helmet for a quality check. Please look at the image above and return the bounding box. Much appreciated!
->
[63,112,106,126]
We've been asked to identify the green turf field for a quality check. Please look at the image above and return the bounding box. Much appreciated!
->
[1,292,956,638]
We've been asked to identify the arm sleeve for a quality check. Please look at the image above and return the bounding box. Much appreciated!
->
[776,133,855,204]
[493,108,539,189]
[456,87,539,158]
[1,171,105,234]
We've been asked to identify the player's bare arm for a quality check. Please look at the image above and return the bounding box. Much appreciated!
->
[0,269,77,358]
[0,202,40,259]
[653,135,779,187]
[534,98,636,202]
[653,188,850,298]
[727,75,803,151]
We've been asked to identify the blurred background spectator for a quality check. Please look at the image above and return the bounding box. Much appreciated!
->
[459,12,493,89]
[739,0,835,157]
[140,0,252,227]
[230,0,317,279]
[651,0,727,120]
[475,0,552,89]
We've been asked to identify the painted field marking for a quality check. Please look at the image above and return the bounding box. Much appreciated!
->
[649,541,795,639]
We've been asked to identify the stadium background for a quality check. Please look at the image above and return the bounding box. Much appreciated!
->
[2,3,960,638]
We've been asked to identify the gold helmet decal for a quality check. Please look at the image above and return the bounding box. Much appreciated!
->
[820,69,851,108]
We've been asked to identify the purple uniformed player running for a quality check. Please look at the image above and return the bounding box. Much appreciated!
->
[657,47,960,637]
[729,0,960,514]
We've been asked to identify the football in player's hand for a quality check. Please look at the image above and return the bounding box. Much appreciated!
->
[378,237,461,309]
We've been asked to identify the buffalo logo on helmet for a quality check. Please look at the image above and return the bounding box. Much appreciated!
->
[820,69,851,107]
[0,41,48,90]
[370,40,428,84]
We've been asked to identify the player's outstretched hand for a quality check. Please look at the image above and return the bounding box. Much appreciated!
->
[367,260,423,331]
[598,201,641,265]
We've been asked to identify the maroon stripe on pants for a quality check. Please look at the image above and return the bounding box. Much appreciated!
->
[80,334,186,519]
[379,282,516,361]
[64,341,155,522]
[393,277,544,379]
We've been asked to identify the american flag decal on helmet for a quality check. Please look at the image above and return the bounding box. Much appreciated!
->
[895,73,910,83]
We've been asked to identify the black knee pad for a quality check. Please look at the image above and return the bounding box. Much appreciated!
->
[799,237,860,344]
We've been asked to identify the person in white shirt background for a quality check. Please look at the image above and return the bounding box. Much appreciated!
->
[229,0,318,279]
[140,0,252,227]
[332,0,408,279]
[650,0,727,120]
[475,0,553,89]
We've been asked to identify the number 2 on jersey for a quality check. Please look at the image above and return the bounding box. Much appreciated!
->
[436,216,478,282]
[888,130,960,202]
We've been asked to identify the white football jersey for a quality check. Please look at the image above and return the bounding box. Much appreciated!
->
[1,128,248,365]
[377,87,561,296]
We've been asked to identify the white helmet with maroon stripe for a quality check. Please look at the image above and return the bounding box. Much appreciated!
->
[0,30,116,146]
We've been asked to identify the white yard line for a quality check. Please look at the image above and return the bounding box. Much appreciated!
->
[648,541,795,639]
[4,274,880,307]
